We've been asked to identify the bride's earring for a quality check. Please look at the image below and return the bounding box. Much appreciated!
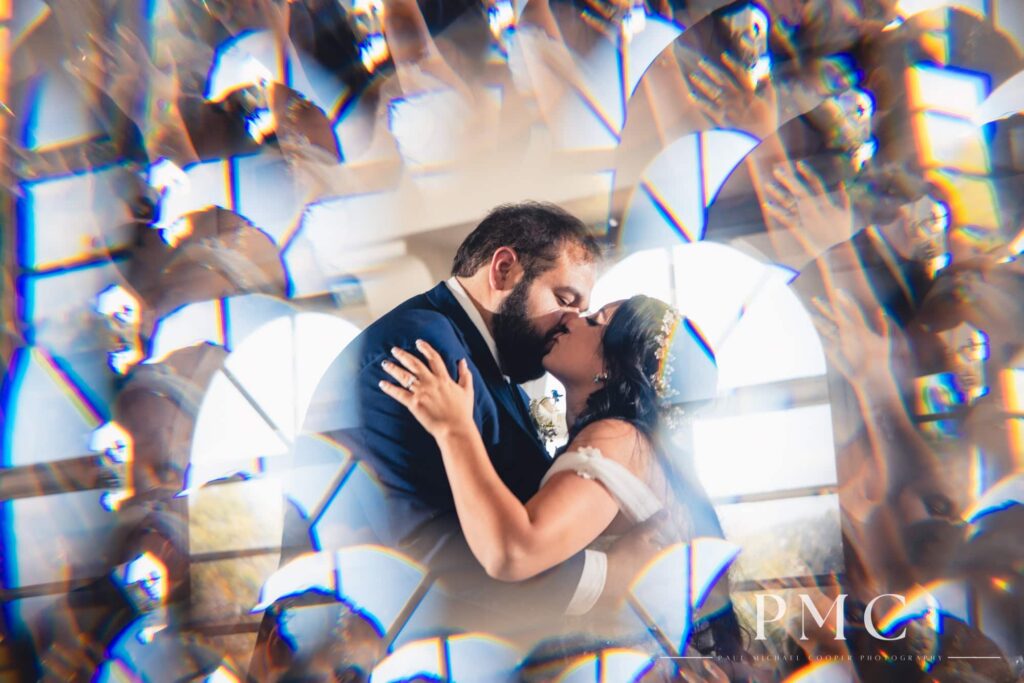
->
[593,372,608,384]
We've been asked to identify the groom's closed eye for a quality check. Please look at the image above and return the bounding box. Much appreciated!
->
[555,288,585,310]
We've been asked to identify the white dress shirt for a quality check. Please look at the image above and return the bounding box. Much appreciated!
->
[444,278,606,615]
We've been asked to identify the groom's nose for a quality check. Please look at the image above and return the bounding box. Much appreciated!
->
[557,310,581,329]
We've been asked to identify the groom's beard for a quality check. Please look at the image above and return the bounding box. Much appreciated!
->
[493,280,551,384]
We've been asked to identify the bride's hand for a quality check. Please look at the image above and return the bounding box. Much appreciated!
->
[379,340,476,439]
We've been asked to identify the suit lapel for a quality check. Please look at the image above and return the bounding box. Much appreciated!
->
[512,385,548,452]
[424,284,545,448]
[495,381,545,451]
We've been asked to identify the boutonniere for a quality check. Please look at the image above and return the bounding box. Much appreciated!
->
[529,390,568,449]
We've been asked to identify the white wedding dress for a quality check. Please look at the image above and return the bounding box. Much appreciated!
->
[540,446,665,524]
[525,445,679,658]
[536,445,731,660]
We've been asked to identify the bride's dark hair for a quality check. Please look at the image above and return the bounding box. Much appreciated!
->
[569,295,665,440]
[566,294,747,658]
[568,295,712,450]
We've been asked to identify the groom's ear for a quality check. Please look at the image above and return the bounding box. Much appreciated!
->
[488,246,523,292]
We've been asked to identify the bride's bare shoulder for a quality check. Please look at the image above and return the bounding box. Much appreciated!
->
[572,418,639,442]
[567,419,653,470]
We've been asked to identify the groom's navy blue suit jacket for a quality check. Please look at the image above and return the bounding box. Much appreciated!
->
[304,282,585,614]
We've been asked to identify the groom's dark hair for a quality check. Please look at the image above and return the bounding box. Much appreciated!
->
[451,202,601,280]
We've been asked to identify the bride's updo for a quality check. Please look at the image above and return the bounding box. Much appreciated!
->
[569,295,748,658]
[570,294,718,441]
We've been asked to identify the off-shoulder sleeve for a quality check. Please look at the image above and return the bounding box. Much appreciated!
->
[540,446,663,523]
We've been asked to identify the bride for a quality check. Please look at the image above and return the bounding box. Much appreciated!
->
[379,294,745,658]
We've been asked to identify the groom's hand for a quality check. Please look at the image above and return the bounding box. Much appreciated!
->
[596,510,670,611]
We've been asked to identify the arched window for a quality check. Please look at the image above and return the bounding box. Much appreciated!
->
[588,242,843,595]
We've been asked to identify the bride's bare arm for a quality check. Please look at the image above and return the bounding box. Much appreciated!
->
[444,419,644,581]
[379,340,643,581]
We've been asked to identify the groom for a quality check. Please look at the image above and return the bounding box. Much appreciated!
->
[303,202,659,630]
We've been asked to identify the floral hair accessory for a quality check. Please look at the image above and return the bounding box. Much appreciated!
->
[650,307,719,430]
[651,307,683,401]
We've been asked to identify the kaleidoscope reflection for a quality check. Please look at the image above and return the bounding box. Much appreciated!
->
[2,0,1024,680]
